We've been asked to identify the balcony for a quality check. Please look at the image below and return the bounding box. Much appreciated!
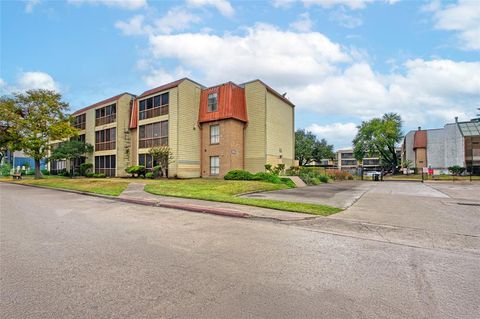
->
[139,105,168,120]
[95,114,116,126]
[95,141,116,151]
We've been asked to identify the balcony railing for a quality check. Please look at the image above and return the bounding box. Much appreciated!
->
[95,141,116,151]
[139,137,168,149]
[73,122,86,130]
[139,105,168,120]
[95,114,116,126]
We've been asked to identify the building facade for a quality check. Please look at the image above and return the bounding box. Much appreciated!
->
[337,148,401,174]
[49,78,295,178]
[402,118,480,174]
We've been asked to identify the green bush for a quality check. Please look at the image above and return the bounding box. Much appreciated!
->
[152,165,162,178]
[125,165,146,178]
[224,170,255,180]
[86,172,94,178]
[1,163,12,176]
[92,173,106,178]
[146,172,154,179]
[295,167,330,185]
[59,169,70,177]
[253,172,283,184]
[41,169,50,175]
[79,163,93,176]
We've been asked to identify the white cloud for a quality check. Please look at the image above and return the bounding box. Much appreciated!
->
[274,0,397,10]
[25,0,41,13]
[290,12,314,32]
[1,72,60,94]
[67,0,147,10]
[307,122,358,147]
[186,0,234,17]
[115,7,201,35]
[329,8,363,28]
[147,23,350,85]
[152,7,201,34]
[430,0,480,50]
[115,15,146,35]
[16,72,59,92]
[142,67,191,87]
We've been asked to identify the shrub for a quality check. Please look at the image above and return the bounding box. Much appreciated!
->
[280,177,296,188]
[145,172,154,179]
[125,165,146,178]
[152,165,162,178]
[253,172,283,184]
[224,170,255,180]
[325,169,352,181]
[79,163,93,176]
[285,166,300,176]
[86,172,94,178]
[92,173,106,178]
[41,169,50,175]
[1,163,12,176]
[58,169,70,177]
[264,164,273,173]
[319,175,329,183]
[448,165,465,176]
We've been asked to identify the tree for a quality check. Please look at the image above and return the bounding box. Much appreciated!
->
[149,146,174,177]
[353,113,403,173]
[0,96,22,164]
[402,159,413,175]
[295,129,317,166]
[312,138,335,163]
[49,140,94,178]
[10,90,78,178]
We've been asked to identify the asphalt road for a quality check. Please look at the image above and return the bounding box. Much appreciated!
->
[1,183,479,318]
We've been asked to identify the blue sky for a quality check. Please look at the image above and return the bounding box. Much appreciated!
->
[1,0,479,148]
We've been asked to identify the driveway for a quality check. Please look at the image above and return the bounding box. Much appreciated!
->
[243,180,372,209]
[2,183,479,318]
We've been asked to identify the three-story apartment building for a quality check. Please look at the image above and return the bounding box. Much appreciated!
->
[50,78,295,178]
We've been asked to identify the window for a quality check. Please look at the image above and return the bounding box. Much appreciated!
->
[95,128,116,151]
[341,159,357,166]
[73,113,86,129]
[210,156,219,175]
[210,125,219,144]
[95,103,116,126]
[138,154,159,170]
[95,155,116,177]
[207,93,218,112]
[70,134,86,143]
[139,121,168,148]
[50,160,67,175]
[139,92,169,120]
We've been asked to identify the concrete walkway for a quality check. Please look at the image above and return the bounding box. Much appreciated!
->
[119,183,316,221]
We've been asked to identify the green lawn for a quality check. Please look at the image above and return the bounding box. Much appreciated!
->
[144,179,341,216]
[8,176,129,196]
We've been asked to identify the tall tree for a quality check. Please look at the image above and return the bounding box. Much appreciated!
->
[50,140,94,177]
[353,113,403,173]
[295,129,317,166]
[11,90,78,178]
[0,96,22,164]
[312,138,335,163]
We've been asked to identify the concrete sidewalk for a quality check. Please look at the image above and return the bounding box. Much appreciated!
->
[119,183,316,221]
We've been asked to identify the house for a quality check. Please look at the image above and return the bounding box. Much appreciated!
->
[49,78,295,178]
[402,118,480,174]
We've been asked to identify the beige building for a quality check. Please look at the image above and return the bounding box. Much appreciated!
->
[50,78,295,178]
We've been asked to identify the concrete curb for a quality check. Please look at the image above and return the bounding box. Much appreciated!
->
[2,182,251,219]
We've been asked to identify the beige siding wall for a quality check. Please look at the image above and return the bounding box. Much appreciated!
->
[244,81,267,173]
[265,91,295,168]
[115,94,133,177]
[176,80,201,178]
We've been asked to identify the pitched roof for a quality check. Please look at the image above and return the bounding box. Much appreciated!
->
[137,78,205,99]
[72,92,135,115]
[241,79,295,107]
